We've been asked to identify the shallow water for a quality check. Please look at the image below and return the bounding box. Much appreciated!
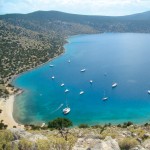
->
[13,33,150,125]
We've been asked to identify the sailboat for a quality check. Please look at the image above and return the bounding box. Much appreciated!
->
[63,107,71,115]
[80,68,86,72]
[79,91,84,95]
[63,97,71,115]
[102,97,108,101]
[102,91,108,101]
[90,80,93,84]
[65,89,69,93]
[112,82,118,88]
[61,83,65,87]
[51,76,55,79]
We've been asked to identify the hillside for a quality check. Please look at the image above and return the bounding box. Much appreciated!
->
[1,10,150,97]
[1,123,150,150]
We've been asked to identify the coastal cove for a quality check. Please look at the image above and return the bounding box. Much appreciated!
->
[12,33,150,126]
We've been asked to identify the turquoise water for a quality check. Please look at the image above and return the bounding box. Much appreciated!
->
[13,33,150,125]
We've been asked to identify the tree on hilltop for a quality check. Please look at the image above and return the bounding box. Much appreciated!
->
[48,117,72,140]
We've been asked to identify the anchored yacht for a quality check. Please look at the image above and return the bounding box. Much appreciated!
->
[79,91,84,95]
[112,82,117,88]
[80,69,86,72]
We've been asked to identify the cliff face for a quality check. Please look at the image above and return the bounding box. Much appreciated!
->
[1,124,150,150]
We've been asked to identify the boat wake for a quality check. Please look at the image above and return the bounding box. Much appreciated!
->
[50,104,64,114]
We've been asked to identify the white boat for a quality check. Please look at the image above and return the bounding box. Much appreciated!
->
[79,91,84,95]
[148,90,150,94]
[61,83,65,87]
[80,69,86,72]
[65,89,69,93]
[102,91,108,101]
[68,60,71,63]
[52,76,55,79]
[112,82,117,88]
[102,97,108,101]
[41,123,45,127]
[63,97,70,114]
[63,107,71,115]
[49,64,54,67]
[90,80,93,84]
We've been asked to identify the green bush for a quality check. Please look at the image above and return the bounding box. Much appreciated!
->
[18,139,33,150]
[119,137,138,150]
[122,121,133,128]
[48,118,73,140]
[48,118,72,130]
[36,139,51,150]
[0,130,14,150]
[117,124,122,127]
[144,123,149,126]
[78,124,89,128]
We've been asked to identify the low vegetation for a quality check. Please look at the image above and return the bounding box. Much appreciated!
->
[0,118,150,149]
[119,137,139,150]
[78,124,89,128]
[48,117,73,140]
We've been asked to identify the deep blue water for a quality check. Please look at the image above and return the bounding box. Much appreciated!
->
[13,33,150,125]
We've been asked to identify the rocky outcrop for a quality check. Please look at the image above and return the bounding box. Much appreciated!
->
[130,145,146,150]
[10,128,47,142]
[6,126,150,150]
[142,139,150,150]
[72,136,120,150]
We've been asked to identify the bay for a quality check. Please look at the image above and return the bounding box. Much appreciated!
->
[13,33,150,125]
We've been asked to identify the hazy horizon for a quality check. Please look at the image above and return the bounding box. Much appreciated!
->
[0,0,150,16]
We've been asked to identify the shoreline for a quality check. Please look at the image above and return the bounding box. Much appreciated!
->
[2,34,150,128]
[0,94,24,129]
[4,38,70,127]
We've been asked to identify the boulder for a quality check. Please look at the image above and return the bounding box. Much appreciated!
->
[143,133,150,139]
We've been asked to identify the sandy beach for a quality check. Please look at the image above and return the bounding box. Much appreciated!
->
[0,95,24,129]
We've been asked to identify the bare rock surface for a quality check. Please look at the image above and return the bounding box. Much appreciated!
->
[73,136,120,150]
[10,128,47,142]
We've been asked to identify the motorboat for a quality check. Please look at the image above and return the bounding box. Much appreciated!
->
[65,89,69,93]
[63,107,71,115]
[80,69,86,72]
[148,90,150,94]
[79,91,84,95]
[68,60,71,63]
[112,82,117,88]
[61,83,64,87]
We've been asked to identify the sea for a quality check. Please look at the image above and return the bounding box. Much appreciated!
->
[12,33,150,126]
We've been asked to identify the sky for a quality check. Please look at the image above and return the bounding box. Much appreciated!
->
[0,0,150,16]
